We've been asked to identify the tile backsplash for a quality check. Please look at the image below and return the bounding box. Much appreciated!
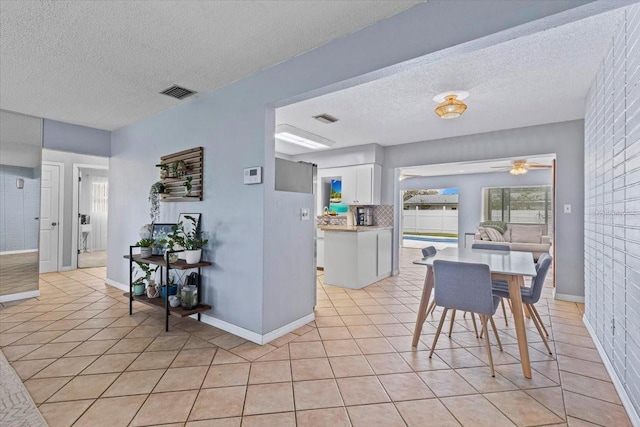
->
[316,205,393,227]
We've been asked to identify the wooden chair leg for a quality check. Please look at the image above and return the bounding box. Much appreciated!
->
[429,308,448,359]
[426,300,436,317]
[489,316,503,351]
[480,315,495,377]
[448,309,457,337]
[500,298,509,327]
[530,304,549,337]
[527,304,553,355]
[470,312,479,338]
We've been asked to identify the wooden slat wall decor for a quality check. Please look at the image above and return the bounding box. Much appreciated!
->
[158,147,203,202]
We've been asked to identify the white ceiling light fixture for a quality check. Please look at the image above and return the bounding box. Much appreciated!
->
[433,90,469,119]
[275,124,335,150]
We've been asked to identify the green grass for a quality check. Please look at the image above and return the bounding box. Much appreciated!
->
[403,232,458,238]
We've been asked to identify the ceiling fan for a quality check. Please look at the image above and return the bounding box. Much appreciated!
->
[492,159,552,175]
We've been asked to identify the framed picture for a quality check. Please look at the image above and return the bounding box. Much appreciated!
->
[178,213,200,236]
[151,223,176,255]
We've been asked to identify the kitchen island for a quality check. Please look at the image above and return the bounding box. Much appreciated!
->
[320,225,392,289]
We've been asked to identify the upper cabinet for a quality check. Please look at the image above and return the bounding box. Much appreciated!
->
[318,164,381,211]
[341,164,380,205]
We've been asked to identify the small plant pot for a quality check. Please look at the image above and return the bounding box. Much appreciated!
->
[185,249,202,264]
[133,283,145,296]
[146,285,159,298]
[161,284,178,300]
[140,247,152,258]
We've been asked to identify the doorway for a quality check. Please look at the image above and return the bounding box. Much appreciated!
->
[76,167,108,268]
[401,188,459,249]
[40,162,61,273]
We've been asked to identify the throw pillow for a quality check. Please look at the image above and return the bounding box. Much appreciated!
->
[511,225,542,243]
[480,221,508,234]
[477,227,491,241]
[484,227,505,242]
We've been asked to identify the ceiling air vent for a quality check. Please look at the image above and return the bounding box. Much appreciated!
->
[160,85,197,100]
[313,113,339,124]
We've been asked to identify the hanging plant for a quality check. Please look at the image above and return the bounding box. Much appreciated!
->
[149,181,165,222]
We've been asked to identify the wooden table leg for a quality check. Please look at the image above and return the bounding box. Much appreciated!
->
[509,274,532,378]
[412,265,434,347]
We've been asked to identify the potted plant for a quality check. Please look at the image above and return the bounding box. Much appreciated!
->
[167,215,208,264]
[136,238,154,258]
[161,272,179,299]
[132,261,158,296]
[183,176,193,196]
[148,181,165,223]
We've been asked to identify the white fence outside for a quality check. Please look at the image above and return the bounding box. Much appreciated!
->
[402,209,458,234]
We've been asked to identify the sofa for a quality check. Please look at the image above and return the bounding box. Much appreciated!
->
[474,223,551,260]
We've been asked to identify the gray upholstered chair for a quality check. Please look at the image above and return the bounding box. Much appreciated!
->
[492,253,553,354]
[471,242,510,326]
[429,260,503,376]
[422,246,437,258]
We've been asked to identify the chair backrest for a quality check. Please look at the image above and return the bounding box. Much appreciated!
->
[422,246,437,258]
[529,253,552,303]
[433,260,497,316]
[472,243,510,251]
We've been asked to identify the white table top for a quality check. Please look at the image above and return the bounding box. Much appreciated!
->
[414,247,537,277]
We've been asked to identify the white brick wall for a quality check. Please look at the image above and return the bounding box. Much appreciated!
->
[585,4,640,418]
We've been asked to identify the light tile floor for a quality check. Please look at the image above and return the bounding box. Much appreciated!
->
[0,248,632,426]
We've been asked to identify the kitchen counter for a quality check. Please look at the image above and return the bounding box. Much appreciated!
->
[323,227,392,289]
[319,225,393,232]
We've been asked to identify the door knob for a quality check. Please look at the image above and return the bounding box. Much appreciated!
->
[34,217,39,220]
[52,222,57,226]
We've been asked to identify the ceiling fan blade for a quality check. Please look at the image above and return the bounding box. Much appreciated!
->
[527,164,552,169]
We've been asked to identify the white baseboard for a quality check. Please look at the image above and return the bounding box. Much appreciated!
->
[583,317,640,427]
[104,279,315,345]
[0,249,38,255]
[197,314,264,344]
[0,290,40,303]
[553,288,585,303]
[59,266,74,272]
[105,278,128,292]
[262,313,315,344]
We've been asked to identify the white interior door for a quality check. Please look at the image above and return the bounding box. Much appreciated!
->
[40,164,60,272]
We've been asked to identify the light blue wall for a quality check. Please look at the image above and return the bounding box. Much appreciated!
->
[43,119,111,157]
[107,1,603,337]
[400,169,552,243]
[384,120,584,298]
[0,165,40,252]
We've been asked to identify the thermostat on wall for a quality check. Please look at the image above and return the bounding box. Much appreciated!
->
[244,166,262,184]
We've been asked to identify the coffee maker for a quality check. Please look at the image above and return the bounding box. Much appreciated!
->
[356,207,374,226]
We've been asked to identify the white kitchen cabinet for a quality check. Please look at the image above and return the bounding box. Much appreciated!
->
[323,227,392,289]
[326,164,381,205]
[316,228,324,268]
[376,229,392,277]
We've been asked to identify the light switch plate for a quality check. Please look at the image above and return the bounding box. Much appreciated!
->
[301,208,310,221]
[564,204,571,213]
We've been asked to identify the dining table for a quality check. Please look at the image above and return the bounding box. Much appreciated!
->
[412,247,538,378]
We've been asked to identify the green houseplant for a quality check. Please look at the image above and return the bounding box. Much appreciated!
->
[132,261,158,296]
[136,238,154,258]
[183,176,193,196]
[167,215,208,264]
[148,181,165,223]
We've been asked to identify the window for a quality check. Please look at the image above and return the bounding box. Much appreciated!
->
[91,181,108,213]
[484,186,552,225]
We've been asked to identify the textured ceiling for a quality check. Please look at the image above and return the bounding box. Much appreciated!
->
[0,1,421,131]
[276,8,625,155]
